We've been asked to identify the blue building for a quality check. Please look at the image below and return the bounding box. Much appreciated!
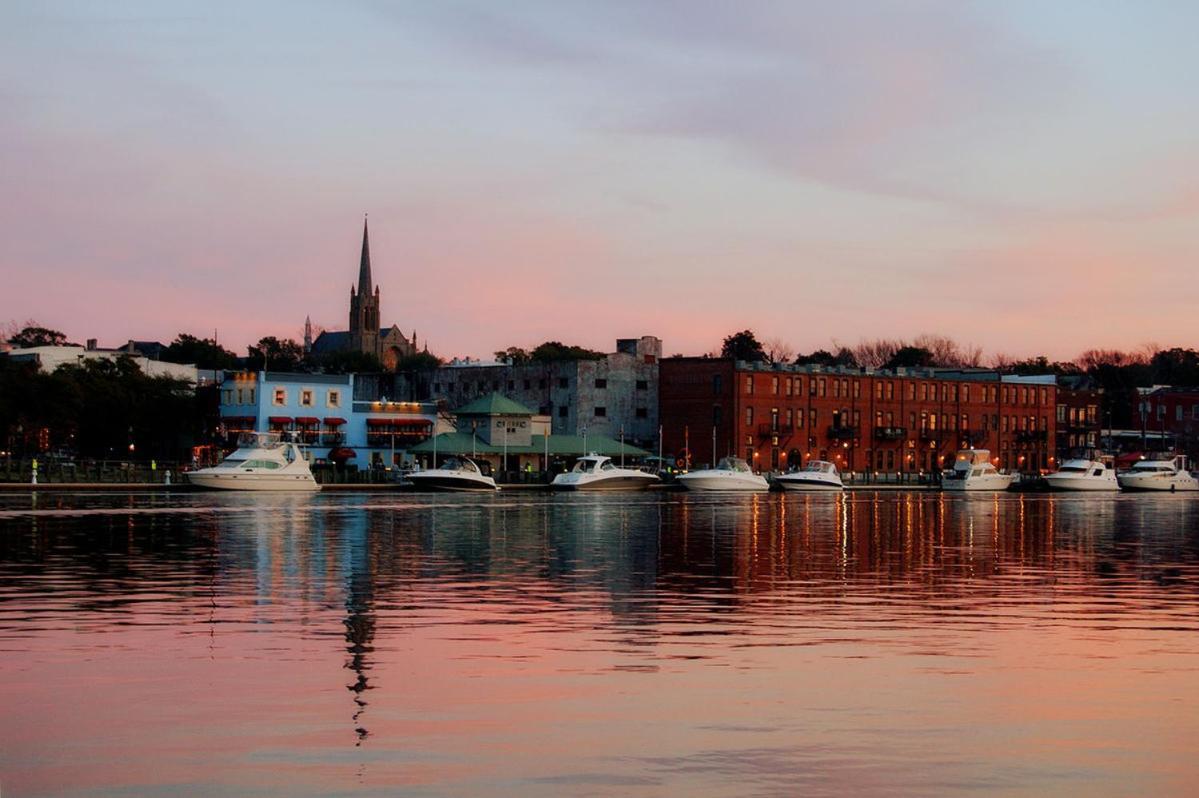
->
[218,371,442,468]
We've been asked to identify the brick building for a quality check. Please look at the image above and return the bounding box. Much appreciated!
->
[1054,377,1103,459]
[659,359,1057,475]
[1140,388,1199,457]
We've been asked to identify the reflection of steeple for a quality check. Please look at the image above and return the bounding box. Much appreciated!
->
[342,519,376,745]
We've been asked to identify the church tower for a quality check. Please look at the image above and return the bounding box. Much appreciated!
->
[348,217,381,357]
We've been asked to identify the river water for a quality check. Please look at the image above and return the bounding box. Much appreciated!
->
[1,491,1197,797]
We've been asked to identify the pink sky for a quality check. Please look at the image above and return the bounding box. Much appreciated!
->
[2,3,1197,361]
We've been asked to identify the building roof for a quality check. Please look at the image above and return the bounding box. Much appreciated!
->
[311,329,402,355]
[454,392,537,416]
[409,432,649,457]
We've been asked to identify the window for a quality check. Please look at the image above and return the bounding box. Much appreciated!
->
[327,390,340,408]
[1157,404,1165,419]
[746,407,754,426]
[713,374,723,395]
[1193,404,1199,420]
[887,381,894,400]
[875,382,883,400]
[771,376,779,395]
[300,389,313,407]
[558,377,569,389]
[853,381,860,399]
[507,380,515,391]
[235,388,243,404]
[595,378,607,389]
[636,379,648,391]
[558,406,568,418]
[818,378,826,397]
[785,378,793,397]
[539,379,546,389]
[223,389,233,405]
[962,385,970,402]
[745,375,754,395]
[249,388,255,404]
[523,379,531,390]
[809,408,817,427]
[273,388,286,406]
[635,407,648,419]
[713,405,722,426]
[594,406,607,418]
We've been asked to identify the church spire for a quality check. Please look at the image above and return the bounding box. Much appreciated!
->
[357,215,372,295]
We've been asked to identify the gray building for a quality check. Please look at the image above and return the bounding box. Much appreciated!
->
[430,336,661,446]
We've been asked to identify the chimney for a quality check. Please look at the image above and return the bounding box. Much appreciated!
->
[86,338,98,351]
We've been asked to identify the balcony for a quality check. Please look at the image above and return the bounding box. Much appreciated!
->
[873,426,907,441]
[959,429,988,446]
[320,432,346,446]
[917,428,938,442]
[758,423,794,439]
[827,425,857,440]
[1015,429,1048,443]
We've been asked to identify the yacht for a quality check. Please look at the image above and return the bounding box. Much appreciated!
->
[941,449,1015,492]
[1044,458,1119,492]
[551,454,660,491]
[406,457,498,491]
[677,457,769,492]
[1117,456,1199,492]
[188,432,319,491]
[773,460,845,491]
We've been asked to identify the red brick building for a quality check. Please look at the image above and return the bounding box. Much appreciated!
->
[660,358,1056,475]
[1140,388,1199,457]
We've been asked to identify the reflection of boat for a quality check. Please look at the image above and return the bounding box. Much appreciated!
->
[188,432,319,491]
[677,457,769,492]
[773,460,844,491]
[407,457,498,491]
[1044,458,1119,492]
[1117,456,1199,492]
[941,449,1015,492]
[551,454,659,491]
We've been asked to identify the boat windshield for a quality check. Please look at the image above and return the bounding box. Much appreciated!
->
[1133,463,1175,472]
[573,459,597,473]
[442,458,478,473]
[717,457,751,472]
[804,461,834,473]
[218,458,247,469]
[1057,466,1087,473]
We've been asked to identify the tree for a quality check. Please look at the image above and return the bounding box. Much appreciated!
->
[884,346,935,370]
[161,334,238,370]
[720,330,767,362]
[248,337,305,371]
[529,341,605,362]
[1150,347,1199,386]
[395,351,442,372]
[763,337,795,365]
[8,324,70,348]
[494,346,532,365]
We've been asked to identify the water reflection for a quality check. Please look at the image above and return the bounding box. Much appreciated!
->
[1,491,1198,796]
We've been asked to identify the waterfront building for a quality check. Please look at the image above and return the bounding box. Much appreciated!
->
[1136,387,1199,457]
[5,342,205,383]
[218,371,445,468]
[429,336,661,447]
[309,218,421,370]
[659,359,1058,475]
[408,392,648,475]
[1054,376,1103,459]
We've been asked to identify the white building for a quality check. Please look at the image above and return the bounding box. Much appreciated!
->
[5,345,202,383]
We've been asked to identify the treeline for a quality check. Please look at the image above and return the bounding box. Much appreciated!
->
[719,330,1199,428]
[0,356,213,460]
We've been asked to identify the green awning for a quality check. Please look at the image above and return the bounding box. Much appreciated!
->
[408,432,650,457]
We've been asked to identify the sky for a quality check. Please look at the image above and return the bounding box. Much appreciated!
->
[2,0,1198,361]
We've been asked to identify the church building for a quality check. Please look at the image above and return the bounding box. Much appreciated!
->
[309,218,421,370]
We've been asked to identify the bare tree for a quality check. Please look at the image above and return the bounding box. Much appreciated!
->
[763,336,795,365]
[850,338,902,369]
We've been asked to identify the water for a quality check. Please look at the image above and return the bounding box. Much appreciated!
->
[2,491,1198,797]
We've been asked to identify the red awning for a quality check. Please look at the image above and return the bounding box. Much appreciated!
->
[366,418,390,427]
[294,416,320,425]
[268,416,292,424]
[394,419,431,427]
[328,447,357,463]
[222,416,256,425]
[324,417,347,426]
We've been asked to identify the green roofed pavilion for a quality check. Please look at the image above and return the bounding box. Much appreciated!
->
[410,432,649,458]
[454,392,536,416]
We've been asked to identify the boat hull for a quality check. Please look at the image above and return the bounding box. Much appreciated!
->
[551,474,658,491]
[1043,475,1118,492]
[678,472,769,492]
[1116,475,1199,492]
[187,472,319,491]
[774,477,843,491]
[942,475,1016,492]
[406,474,497,491]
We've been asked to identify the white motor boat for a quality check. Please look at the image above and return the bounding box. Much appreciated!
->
[941,449,1015,492]
[677,457,769,492]
[407,457,498,491]
[773,460,845,491]
[188,432,319,491]
[551,454,659,491]
[1044,458,1119,492]
[1117,456,1199,492]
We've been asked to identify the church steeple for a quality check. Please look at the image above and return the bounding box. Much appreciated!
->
[357,216,372,295]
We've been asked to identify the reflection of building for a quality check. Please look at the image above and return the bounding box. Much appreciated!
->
[660,359,1058,474]
[429,337,661,447]
[310,219,421,371]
